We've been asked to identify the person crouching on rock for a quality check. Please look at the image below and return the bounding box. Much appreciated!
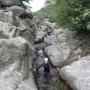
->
[35,58,59,77]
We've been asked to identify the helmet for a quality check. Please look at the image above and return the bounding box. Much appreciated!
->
[44,58,48,63]
[38,50,43,53]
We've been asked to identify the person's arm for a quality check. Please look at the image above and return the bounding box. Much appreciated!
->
[36,63,44,70]
[49,62,59,70]
[49,60,57,69]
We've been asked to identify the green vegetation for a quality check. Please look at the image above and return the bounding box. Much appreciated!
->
[34,0,56,25]
[54,0,90,31]
[35,0,90,31]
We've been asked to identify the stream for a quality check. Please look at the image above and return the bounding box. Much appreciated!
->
[33,42,72,90]
[32,21,73,90]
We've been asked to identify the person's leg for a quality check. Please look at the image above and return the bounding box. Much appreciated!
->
[47,70,51,77]
[44,69,51,77]
[44,71,47,77]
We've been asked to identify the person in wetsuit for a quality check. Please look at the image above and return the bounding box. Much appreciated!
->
[36,58,59,77]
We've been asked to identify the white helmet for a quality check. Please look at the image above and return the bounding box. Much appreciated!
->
[44,58,48,63]
[38,50,43,53]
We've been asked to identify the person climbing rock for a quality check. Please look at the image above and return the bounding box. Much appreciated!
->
[34,58,59,77]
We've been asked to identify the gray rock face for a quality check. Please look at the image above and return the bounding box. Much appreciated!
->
[0,21,16,38]
[7,5,33,19]
[16,18,34,44]
[44,35,57,45]
[44,20,58,30]
[59,56,90,90]
[0,2,37,90]
[0,7,36,42]
[0,10,17,38]
[0,10,13,23]
[0,37,37,90]
[7,5,25,17]
[45,45,71,67]
[35,30,47,43]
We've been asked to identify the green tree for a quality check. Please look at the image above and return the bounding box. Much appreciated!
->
[34,0,56,24]
[54,0,90,31]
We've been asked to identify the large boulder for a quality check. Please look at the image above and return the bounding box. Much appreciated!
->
[59,56,90,90]
[45,45,71,67]
[0,37,37,90]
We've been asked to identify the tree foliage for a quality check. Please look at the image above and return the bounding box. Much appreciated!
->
[34,0,90,31]
[34,0,56,25]
[54,0,90,31]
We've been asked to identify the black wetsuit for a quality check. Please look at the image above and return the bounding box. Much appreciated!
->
[37,61,57,76]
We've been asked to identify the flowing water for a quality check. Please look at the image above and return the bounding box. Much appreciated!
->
[33,43,72,90]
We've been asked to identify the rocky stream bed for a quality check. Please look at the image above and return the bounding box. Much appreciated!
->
[33,38,72,90]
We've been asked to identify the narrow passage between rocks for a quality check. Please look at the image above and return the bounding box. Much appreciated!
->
[33,42,72,90]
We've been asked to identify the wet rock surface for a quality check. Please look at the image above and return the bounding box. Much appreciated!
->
[34,49,60,90]
[33,41,72,90]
